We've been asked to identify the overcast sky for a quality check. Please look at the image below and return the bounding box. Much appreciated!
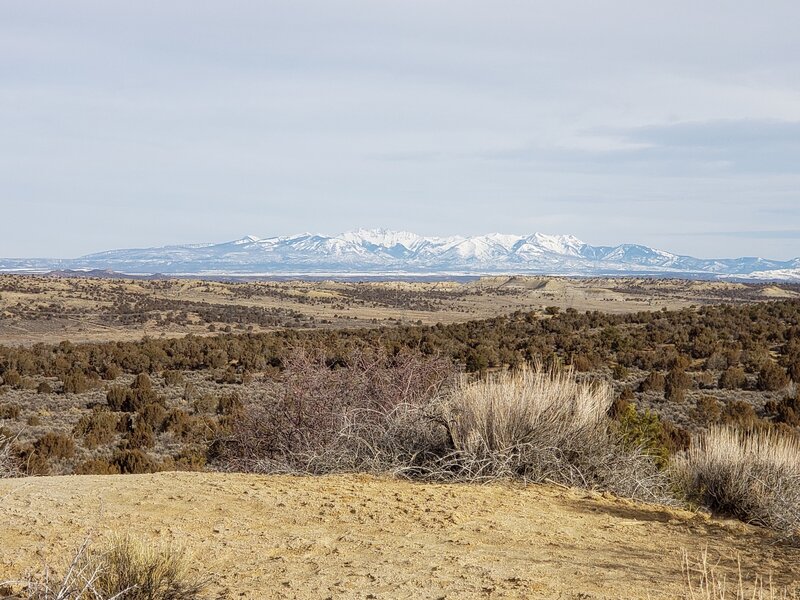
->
[2,1,799,259]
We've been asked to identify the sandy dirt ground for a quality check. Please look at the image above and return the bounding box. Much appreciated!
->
[1,472,799,599]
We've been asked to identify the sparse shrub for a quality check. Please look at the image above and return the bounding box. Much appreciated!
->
[192,394,218,414]
[137,402,168,432]
[106,385,129,411]
[216,392,242,416]
[665,368,692,402]
[164,448,206,471]
[27,415,41,426]
[611,364,629,381]
[131,373,153,391]
[34,431,76,460]
[721,400,760,429]
[695,395,721,425]
[693,370,716,389]
[570,354,593,372]
[116,412,135,433]
[163,370,184,387]
[125,423,156,450]
[673,426,800,538]
[757,362,789,392]
[704,352,728,371]
[639,371,665,393]
[1,369,22,388]
[74,458,121,475]
[73,409,118,449]
[112,449,160,474]
[787,359,800,384]
[0,403,21,420]
[62,372,91,394]
[773,392,800,428]
[102,363,122,380]
[163,409,194,438]
[719,366,747,390]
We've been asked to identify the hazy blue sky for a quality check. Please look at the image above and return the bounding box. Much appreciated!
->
[2,1,799,259]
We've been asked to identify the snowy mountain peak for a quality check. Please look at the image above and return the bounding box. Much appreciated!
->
[233,235,262,245]
[3,229,798,280]
[529,233,586,256]
[339,228,427,249]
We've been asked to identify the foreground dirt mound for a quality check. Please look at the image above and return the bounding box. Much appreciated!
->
[1,473,798,599]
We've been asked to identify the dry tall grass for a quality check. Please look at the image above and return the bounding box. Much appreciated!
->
[682,549,797,600]
[441,367,612,457]
[673,426,800,539]
[434,366,672,501]
[4,536,207,600]
[1,434,19,478]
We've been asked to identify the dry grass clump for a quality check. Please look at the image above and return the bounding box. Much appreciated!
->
[673,426,800,540]
[1,433,20,478]
[682,549,797,599]
[434,367,672,501]
[4,536,207,600]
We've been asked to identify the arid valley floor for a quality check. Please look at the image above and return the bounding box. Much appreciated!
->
[2,274,800,598]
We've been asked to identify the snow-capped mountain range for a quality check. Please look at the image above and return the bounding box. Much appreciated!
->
[2,229,799,280]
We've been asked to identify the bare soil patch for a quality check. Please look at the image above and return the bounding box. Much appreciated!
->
[1,472,798,599]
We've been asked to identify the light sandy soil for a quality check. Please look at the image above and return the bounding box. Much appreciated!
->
[1,473,798,599]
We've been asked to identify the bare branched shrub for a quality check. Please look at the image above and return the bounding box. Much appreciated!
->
[673,426,800,539]
[5,536,207,600]
[212,348,456,473]
[433,366,672,501]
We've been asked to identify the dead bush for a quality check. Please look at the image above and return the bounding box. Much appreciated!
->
[212,348,455,474]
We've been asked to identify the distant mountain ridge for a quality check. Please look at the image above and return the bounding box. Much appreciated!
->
[2,228,799,280]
